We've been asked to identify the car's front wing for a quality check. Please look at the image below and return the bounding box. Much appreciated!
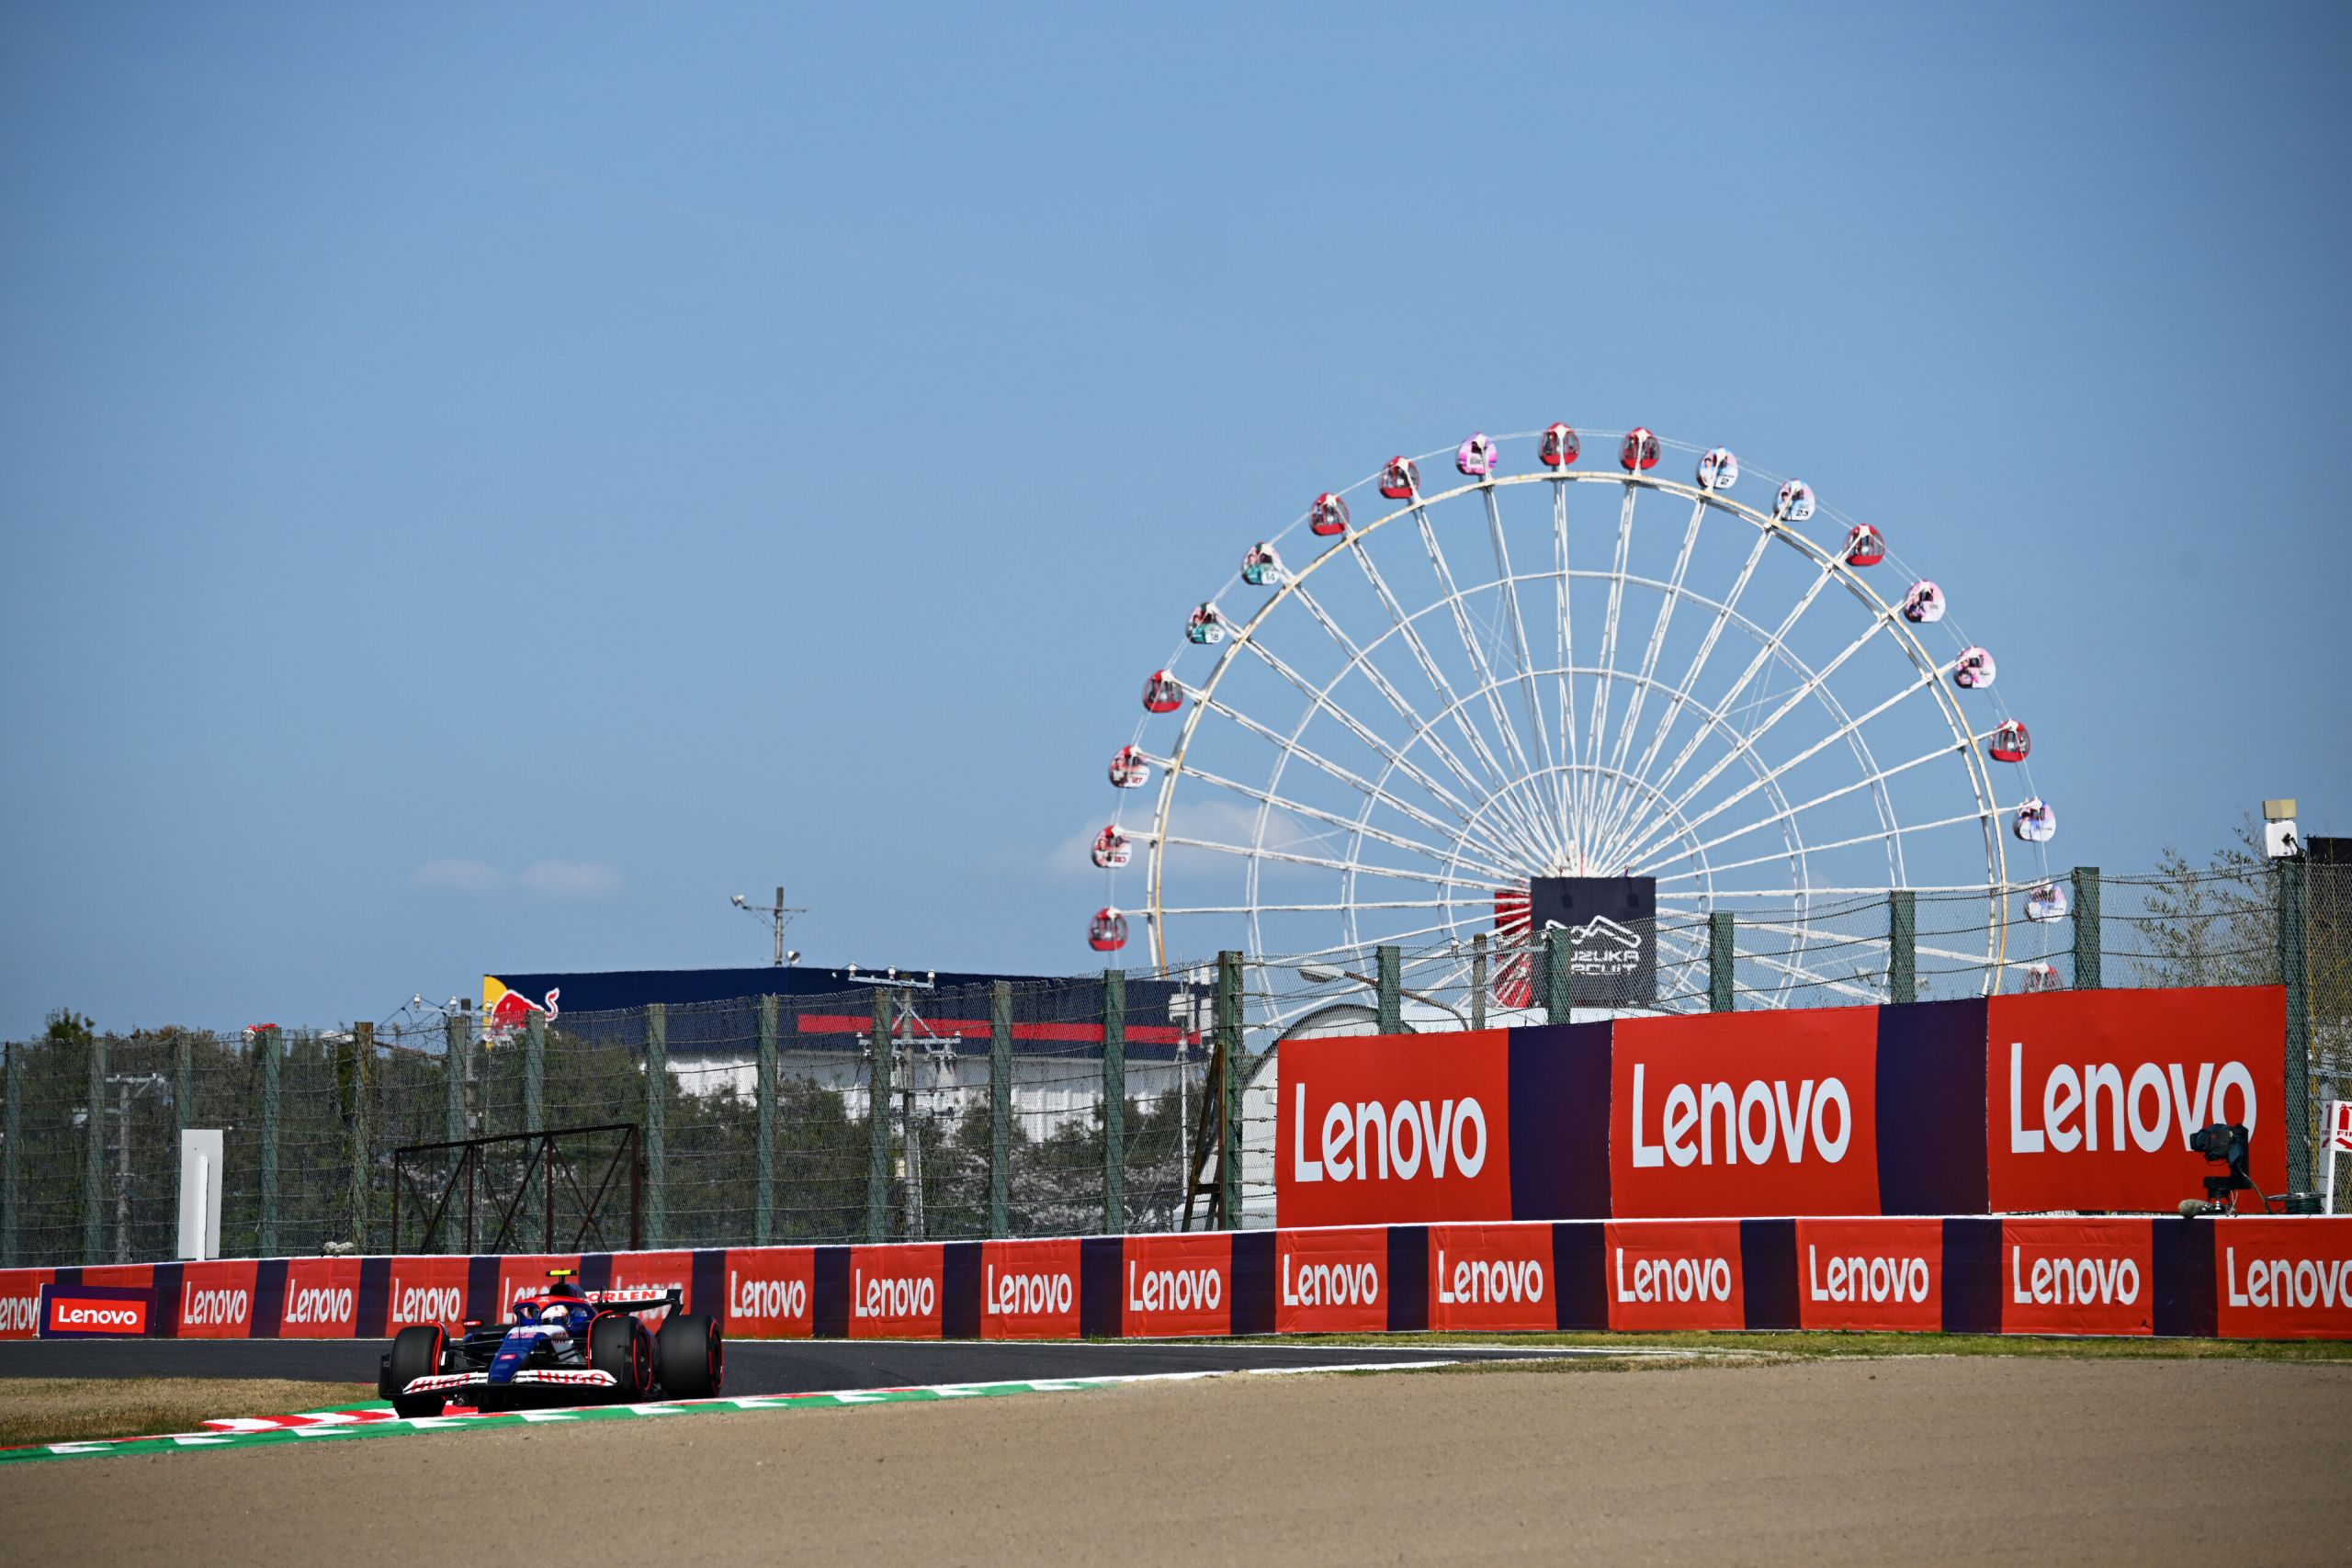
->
[402,1368,617,1395]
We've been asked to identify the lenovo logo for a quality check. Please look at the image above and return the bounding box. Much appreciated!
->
[1628,1063,1852,1169]
[50,1299,147,1331]
[1126,1261,1222,1314]
[1807,1246,1932,1305]
[853,1269,935,1321]
[1290,1085,1490,1183]
[2007,1043,2257,1155]
[2225,1247,2352,1312]
[390,1282,464,1325]
[1435,1249,1545,1306]
[985,1266,1073,1317]
[1280,1257,1379,1310]
[281,1284,353,1326]
[2010,1247,2141,1306]
[179,1283,250,1326]
[729,1270,808,1322]
[1613,1250,1733,1304]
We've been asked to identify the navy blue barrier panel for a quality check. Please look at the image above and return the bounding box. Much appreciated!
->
[1551,1223,1608,1330]
[578,1252,615,1296]
[251,1258,290,1337]
[1079,1237,1124,1337]
[1941,1218,2002,1333]
[1506,1023,1615,1221]
[1387,1226,1430,1332]
[151,1262,184,1336]
[1232,1233,1277,1336]
[812,1247,850,1337]
[691,1250,727,1320]
[942,1242,982,1338]
[1875,999,1991,1215]
[1740,1220,1800,1330]
[2151,1217,2218,1338]
[465,1257,501,1323]
[356,1256,391,1337]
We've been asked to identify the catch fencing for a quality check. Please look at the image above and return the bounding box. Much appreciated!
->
[2,858,2345,1269]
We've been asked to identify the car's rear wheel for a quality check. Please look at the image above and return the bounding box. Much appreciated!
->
[387,1325,446,1418]
[590,1313,651,1402]
[656,1313,723,1400]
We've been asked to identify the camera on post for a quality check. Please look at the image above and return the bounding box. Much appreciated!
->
[2183,1122,2256,1214]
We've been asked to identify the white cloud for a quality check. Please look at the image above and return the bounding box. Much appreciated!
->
[407,858,504,893]
[518,859,622,899]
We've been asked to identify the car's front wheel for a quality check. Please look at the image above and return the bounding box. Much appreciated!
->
[387,1325,447,1418]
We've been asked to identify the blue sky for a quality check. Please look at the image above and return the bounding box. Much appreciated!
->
[4,2,2347,1035]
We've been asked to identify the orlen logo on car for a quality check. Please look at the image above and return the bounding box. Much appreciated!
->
[2001,1220,2152,1336]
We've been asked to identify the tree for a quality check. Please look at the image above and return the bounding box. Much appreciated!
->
[2130,812,2279,989]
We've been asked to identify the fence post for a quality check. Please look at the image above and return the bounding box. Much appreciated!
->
[1470,933,1488,1031]
[444,1014,468,1148]
[1544,928,1572,1023]
[2072,866,2102,989]
[866,988,891,1243]
[257,1026,280,1258]
[644,1004,667,1248]
[2279,857,2313,1206]
[1,1041,19,1267]
[525,1011,547,1133]
[348,1021,371,1251]
[989,982,1012,1239]
[1216,952,1243,1227]
[175,1030,191,1149]
[1889,891,1917,1005]
[83,1032,107,1264]
[1376,945,1402,1034]
[1709,912,1736,1013]
[1102,970,1125,1235]
[755,996,777,1247]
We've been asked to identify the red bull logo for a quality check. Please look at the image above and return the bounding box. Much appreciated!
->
[482,978,560,1043]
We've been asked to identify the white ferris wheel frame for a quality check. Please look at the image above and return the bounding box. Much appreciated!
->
[1109,431,2045,1010]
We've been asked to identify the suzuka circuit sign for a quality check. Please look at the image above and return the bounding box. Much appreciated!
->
[1278,986,2287,1224]
[1530,876,1657,1008]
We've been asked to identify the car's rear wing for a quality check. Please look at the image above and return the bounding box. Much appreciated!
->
[586,1286,682,1314]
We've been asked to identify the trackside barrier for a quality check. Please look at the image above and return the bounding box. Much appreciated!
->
[5,1215,2348,1343]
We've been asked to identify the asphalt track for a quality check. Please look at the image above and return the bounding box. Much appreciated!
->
[0,1337,1577,1393]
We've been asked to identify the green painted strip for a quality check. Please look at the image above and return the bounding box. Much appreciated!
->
[0,1379,1125,1467]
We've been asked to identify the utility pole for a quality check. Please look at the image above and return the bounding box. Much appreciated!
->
[732,886,807,967]
[103,1074,166,1266]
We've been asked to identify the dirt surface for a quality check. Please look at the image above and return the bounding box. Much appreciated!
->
[6,1357,2346,1565]
[0,1379,373,1449]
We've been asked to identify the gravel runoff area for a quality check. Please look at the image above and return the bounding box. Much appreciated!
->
[5,1356,2346,1565]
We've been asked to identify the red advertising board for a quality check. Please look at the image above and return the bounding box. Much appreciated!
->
[2000,1219,2153,1337]
[1986,987,2286,1214]
[1427,1223,1554,1332]
[1605,1221,1744,1331]
[0,1269,54,1340]
[2213,1219,2352,1341]
[605,1250,695,1324]
[719,1247,815,1339]
[1278,1030,1513,1228]
[1794,1218,1941,1332]
[493,1255,582,1323]
[980,1239,1081,1340]
[1611,1010,1879,1218]
[278,1255,364,1337]
[42,1286,152,1337]
[385,1257,474,1332]
[172,1259,259,1339]
[1121,1234,1232,1338]
[848,1244,944,1338]
[1274,1226,1387,1335]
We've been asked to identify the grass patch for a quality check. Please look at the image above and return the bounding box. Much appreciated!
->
[1216,1331,2352,1364]
[0,1380,376,1450]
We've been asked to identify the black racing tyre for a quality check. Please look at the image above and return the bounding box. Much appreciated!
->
[387,1325,446,1418]
[656,1313,723,1400]
[590,1313,650,1401]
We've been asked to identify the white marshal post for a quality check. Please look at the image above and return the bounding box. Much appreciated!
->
[177,1128,223,1260]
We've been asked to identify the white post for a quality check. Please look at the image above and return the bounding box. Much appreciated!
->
[178,1129,223,1260]
[2324,1100,2346,1216]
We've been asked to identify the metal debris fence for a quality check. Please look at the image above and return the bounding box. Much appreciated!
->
[2,860,2343,1268]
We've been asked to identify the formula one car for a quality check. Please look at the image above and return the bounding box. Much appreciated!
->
[379,1269,724,1416]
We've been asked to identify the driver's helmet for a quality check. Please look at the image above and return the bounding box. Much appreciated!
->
[542,1302,572,1324]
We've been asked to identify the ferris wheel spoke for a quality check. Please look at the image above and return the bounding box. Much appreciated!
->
[1155,900,1452,915]
[1641,736,1950,874]
[1286,581,1497,809]
[1168,759,1527,886]
[1610,610,1902,870]
[1482,485,1565,833]
[1345,536,1525,806]
[1599,526,1776,860]
[1728,916,2001,986]
[1654,806,2001,884]
[1617,672,1939,868]
[1550,480,1588,848]
[1579,483,1641,849]
[1232,633,1486,826]
[1159,834,1510,892]
[1275,920,1475,966]
[1614,557,1841,852]
[1411,503,1553,848]
[1596,495,1709,842]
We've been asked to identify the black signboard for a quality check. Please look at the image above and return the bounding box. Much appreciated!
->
[1528,875,1657,1007]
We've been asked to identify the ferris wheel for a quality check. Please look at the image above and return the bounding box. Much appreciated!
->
[1089,423,2059,1019]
